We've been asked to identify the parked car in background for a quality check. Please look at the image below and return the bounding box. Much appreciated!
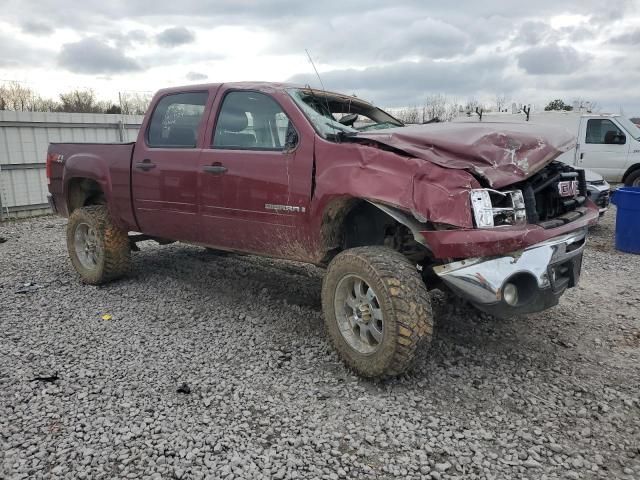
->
[46,82,599,378]
[454,111,640,187]
[584,169,610,216]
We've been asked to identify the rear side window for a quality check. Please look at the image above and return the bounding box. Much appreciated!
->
[147,92,208,148]
[585,119,626,145]
[212,91,296,150]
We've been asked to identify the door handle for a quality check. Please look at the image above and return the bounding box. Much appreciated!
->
[203,164,228,175]
[580,152,584,160]
[135,159,156,171]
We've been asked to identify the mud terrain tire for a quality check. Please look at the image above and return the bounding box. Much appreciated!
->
[66,205,130,285]
[322,246,433,378]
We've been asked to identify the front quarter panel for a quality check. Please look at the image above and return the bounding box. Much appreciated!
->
[312,138,480,229]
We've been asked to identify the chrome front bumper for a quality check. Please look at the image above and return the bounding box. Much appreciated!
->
[434,229,587,317]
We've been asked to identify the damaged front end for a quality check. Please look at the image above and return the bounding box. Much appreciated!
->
[417,160,597,317]
[338,127,598,317]
[305,91,598,316]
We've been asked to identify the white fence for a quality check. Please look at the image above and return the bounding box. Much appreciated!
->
[0,111,143,220]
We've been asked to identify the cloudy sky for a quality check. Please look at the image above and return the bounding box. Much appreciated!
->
[2,0,640,115]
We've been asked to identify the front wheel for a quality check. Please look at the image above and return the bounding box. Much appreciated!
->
[322,246,433,378]
[66,205,131,285]
[625,169,640,187]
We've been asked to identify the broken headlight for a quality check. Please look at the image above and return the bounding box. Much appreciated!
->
[470,189,527,228]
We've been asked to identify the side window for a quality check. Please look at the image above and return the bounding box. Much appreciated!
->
[213,91,297,150]
[585,119,626,145]
[147,92,208,148]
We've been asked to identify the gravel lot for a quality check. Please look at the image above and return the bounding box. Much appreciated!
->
[1,209,639,480]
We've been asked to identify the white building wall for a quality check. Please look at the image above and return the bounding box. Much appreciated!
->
[0,111,143,220]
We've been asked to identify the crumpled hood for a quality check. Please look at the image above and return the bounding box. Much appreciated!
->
[350,122,576,188]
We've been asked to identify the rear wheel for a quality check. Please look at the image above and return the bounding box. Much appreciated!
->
[322,246,433,378]
[625,169,640,187]
[66,205,130,284]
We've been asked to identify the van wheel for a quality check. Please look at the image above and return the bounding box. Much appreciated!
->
[625,169,640,187]
[322,246,433,378]
[67,205,131,284]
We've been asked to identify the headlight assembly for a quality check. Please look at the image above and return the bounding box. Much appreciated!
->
[470,189,527,228]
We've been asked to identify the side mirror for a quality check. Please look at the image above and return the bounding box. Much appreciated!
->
[338,113,358,126]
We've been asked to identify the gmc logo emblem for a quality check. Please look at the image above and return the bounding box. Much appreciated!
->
[558,180,579,197]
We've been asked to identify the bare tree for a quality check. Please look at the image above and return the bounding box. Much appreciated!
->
[394,106,421,124]
[0,82,38,111]
[58,89,106,113]
[422,94,454,122]
[570,97,601,113]
[495,93,510,113]
[119,92,152,115]
[464,97,480,114]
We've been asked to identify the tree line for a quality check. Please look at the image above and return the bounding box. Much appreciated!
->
[0,82,151,115]
[393,94,601,124]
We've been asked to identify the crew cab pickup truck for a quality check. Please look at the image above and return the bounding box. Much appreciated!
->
[47,82,599,378]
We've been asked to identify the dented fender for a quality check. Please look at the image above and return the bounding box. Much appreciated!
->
[313,138,480,229]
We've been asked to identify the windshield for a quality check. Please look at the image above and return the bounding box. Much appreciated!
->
[617,116,640,140]
[288,88,403,139]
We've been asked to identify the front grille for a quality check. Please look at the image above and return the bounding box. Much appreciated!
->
[516,162,588,229]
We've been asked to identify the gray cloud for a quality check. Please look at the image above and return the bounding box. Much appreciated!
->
[610,29,640,45]
[272,11,473,63]
[517,45,589,75]
[186,71,208,81]
[21,20,54,36]
[1,0,639,115]
[107,29,148,49]
[156,27,195,47]
[288,55,516,107]
[514,21,551,46]
[57,38,141,74]
[0,32,52,67]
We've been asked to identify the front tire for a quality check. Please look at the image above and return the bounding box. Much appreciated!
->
[322,246,433,378]
[624,169,640,187]
[66,205,131,285]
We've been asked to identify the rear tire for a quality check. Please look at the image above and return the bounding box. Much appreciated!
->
[66,205,131,285]
[322,246,433,378]
[624,169,640,187]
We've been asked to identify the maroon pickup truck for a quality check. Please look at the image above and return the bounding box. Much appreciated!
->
[47,82,598,378]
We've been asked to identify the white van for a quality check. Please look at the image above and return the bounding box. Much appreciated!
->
[453,111,640,186]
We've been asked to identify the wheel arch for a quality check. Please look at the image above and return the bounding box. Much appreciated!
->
[318,196,432,264]
[622,163,640,184]
[66,177,106,214]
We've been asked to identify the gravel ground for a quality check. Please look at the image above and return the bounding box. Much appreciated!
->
[1,209,639,480]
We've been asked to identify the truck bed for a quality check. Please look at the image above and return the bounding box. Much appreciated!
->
[47,142,136,228]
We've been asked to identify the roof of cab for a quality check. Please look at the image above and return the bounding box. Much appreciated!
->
[153,81,301,97]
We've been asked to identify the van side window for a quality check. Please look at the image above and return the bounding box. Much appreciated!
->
[212,91,297,150]
[585,119,626,145]
[147,92,208,148]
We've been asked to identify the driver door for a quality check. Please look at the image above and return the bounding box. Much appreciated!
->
[578,118,630,181]
[198,90,308,255]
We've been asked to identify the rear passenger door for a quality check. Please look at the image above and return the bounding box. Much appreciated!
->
[198,90,302,255]
[131,91,210,242]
